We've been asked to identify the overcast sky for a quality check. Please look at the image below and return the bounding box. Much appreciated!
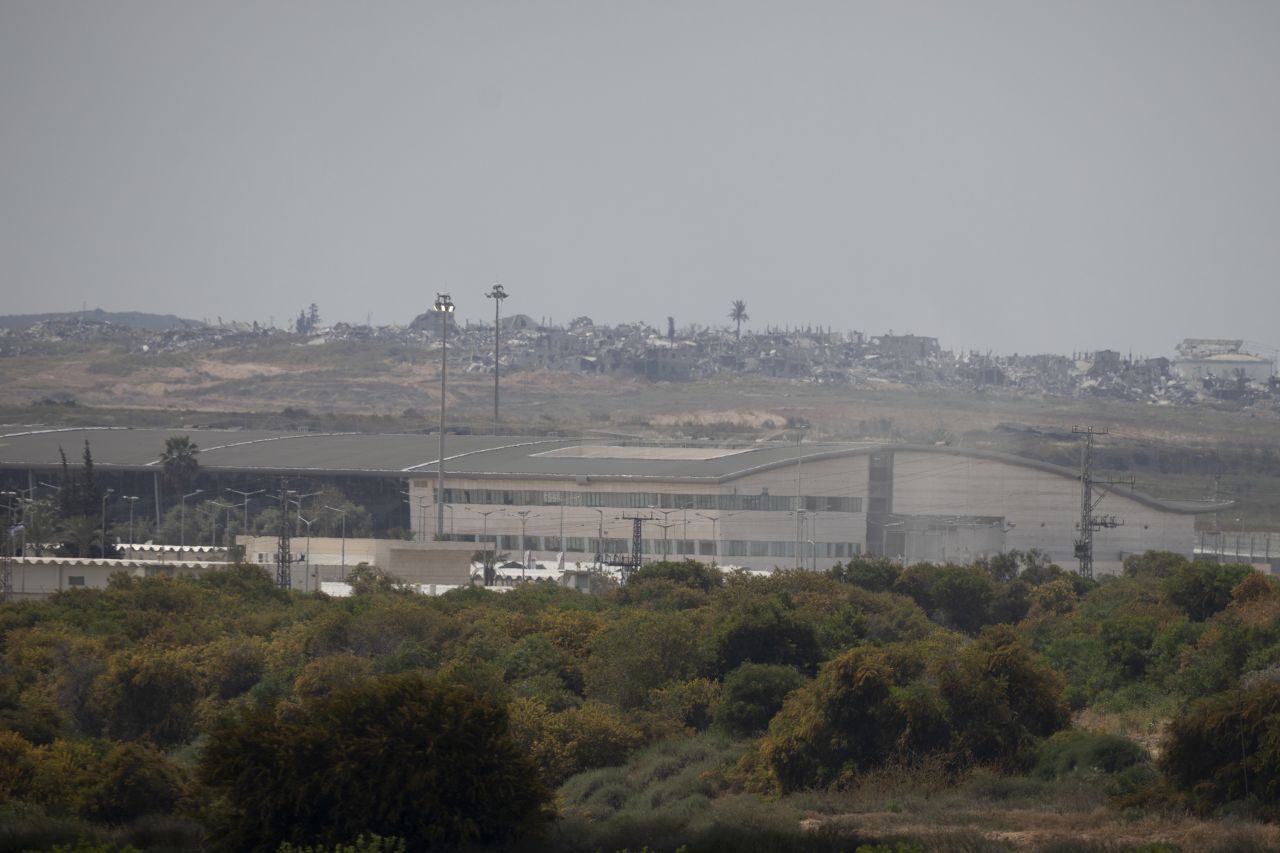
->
[2,1,1278,356]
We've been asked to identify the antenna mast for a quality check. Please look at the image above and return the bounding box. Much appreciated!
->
[274,478,293,589]
[1072,425,1129,578]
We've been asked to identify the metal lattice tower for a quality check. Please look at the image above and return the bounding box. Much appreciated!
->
[1072,425,1126,579]
[616,514,654,580]
[274,480,292,589]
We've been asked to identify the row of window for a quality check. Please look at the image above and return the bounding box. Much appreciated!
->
[457,534,861,560]
[438,488,862,514]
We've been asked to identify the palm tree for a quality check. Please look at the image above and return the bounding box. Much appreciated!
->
[728,300,749,343]
[472,548,511,587]
[159,435,200,497]
[58,515,100,558]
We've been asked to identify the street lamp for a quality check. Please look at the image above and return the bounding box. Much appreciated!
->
[654,522,675,558]
[694,510,738,565]
[100,488,113,558]
[649,507,676,559]
[180,489,202,548]
[324,505,348,578]
[289,490,321,532]
[209,500,235,550]
[296,515,314,591]
[225,487,264,531]
[680,502,694,559]
[590,507,605,568]
[543,500,567,561]
[434,292,454,539]
[123,496,139,553]
[470,508,498,585]
[793,425,808,569]
[486,283,508,434]
[789,509,808,569]
[512,510,535,576]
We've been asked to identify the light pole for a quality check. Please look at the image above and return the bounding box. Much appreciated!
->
[434,292,454,539]
[543,500,566,558]
[124,496,139,552]
[470,508,498,585]
[209,500,235,551]
[180,489,202,548]
[649,507,676,559]
[100,488,113,558]
[794,425,808,569]
[486,283,507,434]
[226,487,264,532]
[296,515,314,591]
[325,506,348,578]
[513,510,534,576]
[590,508,605,568]
[680,503,693,559]
[290,490,321,530]
[790,509,808,569]
[655,522,675,558]
[694,510,738,565]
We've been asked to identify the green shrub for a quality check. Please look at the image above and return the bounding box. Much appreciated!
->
[629,559,724,592]
[81,741,188,824]
[708,596,821,677]
[276,834,406,853]
[829,557,900,593]
[199,673,554,851]
[1032,730,1147,780]
[713,663,805,737]
[1162,562,1254,621]
[1161,681,1280,817]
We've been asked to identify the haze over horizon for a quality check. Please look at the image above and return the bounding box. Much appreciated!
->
[3,2,1278,358]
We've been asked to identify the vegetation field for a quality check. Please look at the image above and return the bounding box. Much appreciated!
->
[5,550,1280,851]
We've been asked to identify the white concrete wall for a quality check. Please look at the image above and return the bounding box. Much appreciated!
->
[411,452,869,571]
[890,451,1199,575]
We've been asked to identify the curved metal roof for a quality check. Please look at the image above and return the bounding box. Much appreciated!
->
[0,426,1227,515]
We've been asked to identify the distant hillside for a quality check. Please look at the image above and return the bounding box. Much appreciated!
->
[0,309,203,331]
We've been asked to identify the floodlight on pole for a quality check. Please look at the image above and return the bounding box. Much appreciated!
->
[434,292,454,539]
[485,283,508,434]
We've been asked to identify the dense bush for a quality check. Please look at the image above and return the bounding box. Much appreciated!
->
[1162,562,1255,622]
[713,663,806,737]
[1032,730,1148,780]
[708,596,822,677]
[8,549,1280,849]
[199,673,554,851]
[1161,681,1280,817]
[745,627,1069,793]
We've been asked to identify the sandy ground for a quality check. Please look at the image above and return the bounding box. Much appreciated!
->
[4,345,1278,454]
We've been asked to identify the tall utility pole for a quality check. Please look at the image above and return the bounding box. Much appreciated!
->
[794,426,807,568]
[2,496,13,603]
[618,513,655,580]
[274,479,292,589]
[435,293,454,538]
[486,283,507,434]
[1072,425,1126,579]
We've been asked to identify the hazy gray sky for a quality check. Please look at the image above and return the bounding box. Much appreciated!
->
[2,1,1278,356]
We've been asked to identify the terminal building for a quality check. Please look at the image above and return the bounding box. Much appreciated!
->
[0,427,1227,577]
